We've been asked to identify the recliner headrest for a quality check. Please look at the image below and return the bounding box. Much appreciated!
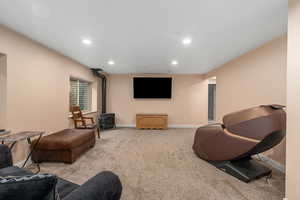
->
[222,105,286,140]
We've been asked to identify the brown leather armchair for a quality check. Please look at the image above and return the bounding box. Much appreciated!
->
[193,105,286,182]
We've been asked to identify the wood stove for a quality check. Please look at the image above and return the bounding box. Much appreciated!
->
[99,113,116,130]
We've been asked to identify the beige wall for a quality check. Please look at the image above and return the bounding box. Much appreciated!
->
[107,74,208,126]
[205,36,287,165]
[0,25,98,162]
[0,54,7,129]
[0,23,287,170]
[286,1,300,199]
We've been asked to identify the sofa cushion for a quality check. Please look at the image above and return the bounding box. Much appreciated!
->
[56,177,79,199]
[0,166,79,199]
[35,129,95,150]
[0,166,32,177]
[0,173,58,200]
[0,145,12,169]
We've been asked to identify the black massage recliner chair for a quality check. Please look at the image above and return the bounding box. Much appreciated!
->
[193,105,286,182]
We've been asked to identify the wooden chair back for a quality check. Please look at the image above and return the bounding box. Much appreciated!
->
[70,106,85,127]
[70,106,100,139]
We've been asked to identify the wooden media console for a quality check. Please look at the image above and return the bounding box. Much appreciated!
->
[136,114,168,129]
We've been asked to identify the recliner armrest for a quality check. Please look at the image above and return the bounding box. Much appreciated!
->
[0,144,13,169]
[64,171,122,200]
[200,123,225,129]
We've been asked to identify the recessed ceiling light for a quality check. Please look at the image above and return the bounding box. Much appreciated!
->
[182,37,192,45]
[107,60,115,66]
[171,60,179,66]
[82,38,92,45]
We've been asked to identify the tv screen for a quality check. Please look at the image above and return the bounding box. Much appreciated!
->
[133,77,172,99]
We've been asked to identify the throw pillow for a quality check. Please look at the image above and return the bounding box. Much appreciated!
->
[0,173,59,200]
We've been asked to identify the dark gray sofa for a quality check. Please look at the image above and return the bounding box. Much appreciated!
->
[0,144,122,200]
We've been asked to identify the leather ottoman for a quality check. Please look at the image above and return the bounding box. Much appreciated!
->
[31,129,95,163]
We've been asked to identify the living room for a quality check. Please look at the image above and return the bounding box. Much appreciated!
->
[0,1,300,200]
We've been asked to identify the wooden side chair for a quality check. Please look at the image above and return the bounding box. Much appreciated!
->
[70,106,100,139]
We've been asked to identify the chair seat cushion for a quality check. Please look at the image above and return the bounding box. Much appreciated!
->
[76,124,97,129]
[35,129,95,150]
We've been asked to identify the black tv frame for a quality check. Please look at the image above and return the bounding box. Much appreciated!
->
[133,77,172,99]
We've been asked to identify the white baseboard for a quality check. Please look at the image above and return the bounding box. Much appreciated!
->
[116,124,135,128]
[168,125,200,128]
[257,154,285,173]
[116,124,200,129]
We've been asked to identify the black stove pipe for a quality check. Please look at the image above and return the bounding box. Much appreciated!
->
[91,68,106,114]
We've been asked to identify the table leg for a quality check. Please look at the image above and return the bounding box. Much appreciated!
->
[22,134,42,173]
[10,141,17,149]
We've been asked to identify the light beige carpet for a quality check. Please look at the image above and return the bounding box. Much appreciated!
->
[31,128,285,200]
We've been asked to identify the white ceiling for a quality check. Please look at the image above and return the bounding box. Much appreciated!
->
[0,0,287,74]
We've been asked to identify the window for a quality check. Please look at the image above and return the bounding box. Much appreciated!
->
[70,79,91,111]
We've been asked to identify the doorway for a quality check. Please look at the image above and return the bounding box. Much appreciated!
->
[208,77,216,122]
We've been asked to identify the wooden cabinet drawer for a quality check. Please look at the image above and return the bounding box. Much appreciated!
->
[136,114,168,129]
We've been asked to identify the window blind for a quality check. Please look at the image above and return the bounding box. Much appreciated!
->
[70,79,91,111]
[79,81,90,111]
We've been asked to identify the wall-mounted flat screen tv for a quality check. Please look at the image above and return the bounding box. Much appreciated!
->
[133,77,172,99]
